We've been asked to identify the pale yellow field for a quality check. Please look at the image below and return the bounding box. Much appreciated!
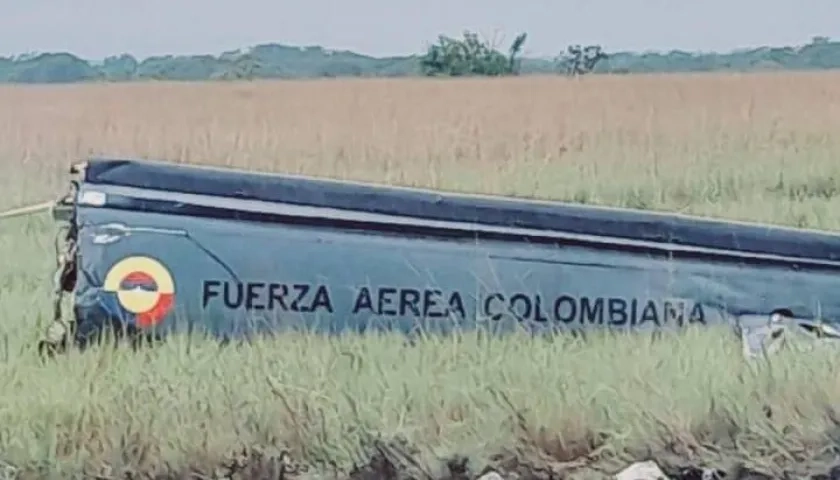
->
[4,73,840,227]
[2,74,840,478]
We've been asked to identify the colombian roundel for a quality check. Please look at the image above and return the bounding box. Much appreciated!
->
[103,256,175,328]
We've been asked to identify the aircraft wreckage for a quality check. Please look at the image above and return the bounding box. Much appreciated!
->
[38,157,840,357]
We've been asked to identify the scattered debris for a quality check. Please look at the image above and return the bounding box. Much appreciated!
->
[667,465,726,480]
[738,311,840,360]
[615,460,669,480]
[0,460,18,480]
[5,442,840,479]
[476,470,505,480]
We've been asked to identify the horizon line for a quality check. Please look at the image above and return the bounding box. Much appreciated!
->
[0,35,833,64]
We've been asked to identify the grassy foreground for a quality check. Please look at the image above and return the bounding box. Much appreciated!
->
[2,74,840,477]
[3,211,840,479]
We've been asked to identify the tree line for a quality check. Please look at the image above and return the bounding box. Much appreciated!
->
[1,34,838,83]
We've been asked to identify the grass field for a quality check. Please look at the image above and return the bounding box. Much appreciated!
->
[3,73,840,478]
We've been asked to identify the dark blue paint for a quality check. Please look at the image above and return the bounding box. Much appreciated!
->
[64,158,840,344]
[83,158,840,262]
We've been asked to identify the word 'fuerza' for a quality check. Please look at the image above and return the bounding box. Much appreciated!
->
[200,281,707,327]
[202,280,334,313]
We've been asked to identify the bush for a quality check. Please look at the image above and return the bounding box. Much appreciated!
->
[420,31,527,77]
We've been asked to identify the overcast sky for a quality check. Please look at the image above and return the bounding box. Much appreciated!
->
[2,0,839,60]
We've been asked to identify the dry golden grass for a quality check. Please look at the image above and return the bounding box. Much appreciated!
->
[3,72,840,228]
[2,73,840,478]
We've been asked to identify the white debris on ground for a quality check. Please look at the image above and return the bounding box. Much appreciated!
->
[739,321,786,360]
[476,470,505,480]
[614,460,669,480]
[737,311,840,360]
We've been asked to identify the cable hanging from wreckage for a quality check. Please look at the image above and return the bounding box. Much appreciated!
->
[26,157,840,358]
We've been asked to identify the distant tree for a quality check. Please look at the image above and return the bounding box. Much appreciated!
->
[420,31,527,77]
[10,53,100,83]
[507,32,528,73]
[213,54,263,80]
[100,54,138,81]
[557,45,607,75]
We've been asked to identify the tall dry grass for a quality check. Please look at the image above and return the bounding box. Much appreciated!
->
[2,73,840,477]
[3,73,840,227]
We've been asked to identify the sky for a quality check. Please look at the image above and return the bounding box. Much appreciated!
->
[2,0,840,60]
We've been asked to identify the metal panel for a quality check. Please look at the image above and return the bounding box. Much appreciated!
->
[80,158,840,262]
[66,176,840,345]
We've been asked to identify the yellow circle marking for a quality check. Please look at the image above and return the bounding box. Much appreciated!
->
[103,256,175,314]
